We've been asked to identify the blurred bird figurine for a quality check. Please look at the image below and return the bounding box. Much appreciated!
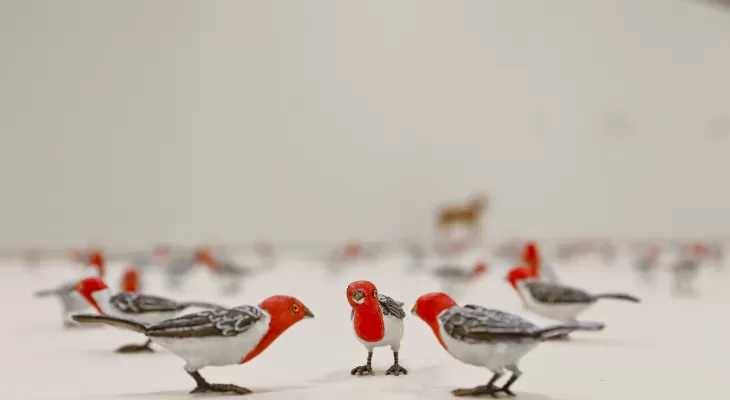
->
[33,250,105,328]
[347,280,408,376]
[506,267,639,337]
[72,277,223,353]
[634,246,661,283]
[73,295,314,395]
[431,262,488,298]
[671,244,704,296]
[121,267,141,293]
[521,241,559,283]
[411,292,603,396]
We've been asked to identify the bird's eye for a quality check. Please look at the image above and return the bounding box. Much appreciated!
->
[372,290,378,298]
[290,303,300,314]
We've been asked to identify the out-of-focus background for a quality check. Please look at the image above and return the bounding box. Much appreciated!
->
[1,1,729,400]
[2,0,729,252]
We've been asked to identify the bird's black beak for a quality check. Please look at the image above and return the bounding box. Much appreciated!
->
[410,304,417,316]
[304,307,314,319]
[351,289,365,304]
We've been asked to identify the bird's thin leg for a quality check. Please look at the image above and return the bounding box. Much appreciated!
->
[351,351,374,376]
[494,365,522,396]
[452,370,503,397]
[188,369,252,395]
[385,351,408,376]
[116,338,154,353]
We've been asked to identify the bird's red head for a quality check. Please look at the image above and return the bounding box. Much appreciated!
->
[506,266,534,289]
[121,267,139,293]
[88,250,105,277]
[74,277,109,314]
[195,248,219,272]
[522,241,540,268]
[241,295,314,364]
[467,262,488,281]
[410,292,458,349]
[346,280,380,310]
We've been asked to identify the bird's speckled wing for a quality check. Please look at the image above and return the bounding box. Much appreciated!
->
[439,304,539,343]
[524,281,593,304]
[349,295,406,320]
[146,305,265,338]
[110,293,187,314]
[378,294,406,319]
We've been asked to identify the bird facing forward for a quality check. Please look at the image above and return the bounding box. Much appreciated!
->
[411,292,603,397]
[347,280,408,376]
[73,295,313,395]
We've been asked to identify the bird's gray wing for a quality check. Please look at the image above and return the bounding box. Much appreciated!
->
[433,266,468,279]
[378,294,406,319]
[110,293,187,314]
[524,281,593,304]
[439,304,540,343]
[146,305,265,338]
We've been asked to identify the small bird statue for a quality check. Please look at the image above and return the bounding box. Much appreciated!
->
[73,295,313,395]
[347,280,408,376]
[411,292,603,397]
[34,250,105,328]
[72,277,223,353]
[506,267,639,335]
[431,262,488,298]
[521,241,560,283]
[120,267,141,293]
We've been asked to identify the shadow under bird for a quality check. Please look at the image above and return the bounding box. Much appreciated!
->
[71,277,223,353]
[73,295,313,395]
[411,292,604,397]
[347,280,408,376]
[506,267,639,332]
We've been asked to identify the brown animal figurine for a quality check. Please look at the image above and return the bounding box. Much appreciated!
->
[436,195,488,247]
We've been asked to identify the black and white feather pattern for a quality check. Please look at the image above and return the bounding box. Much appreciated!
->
[523,281,594,304]
[146,306,265,338]
[110,293,188,314]
[350,294,406,320]
[439,304,541,343]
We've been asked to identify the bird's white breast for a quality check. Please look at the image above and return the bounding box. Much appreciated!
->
[153,311,271,371]
[518,281,589,322]
[353,313,404,352]
[438,319,537,371]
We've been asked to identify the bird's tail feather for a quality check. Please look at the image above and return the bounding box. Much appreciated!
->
[535,320,605,339]
[182,301,225,310]
[71,314,148,333]
[592,293,640,303]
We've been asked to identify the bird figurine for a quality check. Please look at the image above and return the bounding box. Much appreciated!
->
[521,241,559,283]
[347,280,408,376]
[411,292,603,396]
[120,267,141,293]
[634,246,660,283]
[33,250,105,328]
[196,249,253,296]
[71,277,223,353]
[431,262,488,298]
[671,245,704,296]
[506,267,639,334]
[73,295,313,395]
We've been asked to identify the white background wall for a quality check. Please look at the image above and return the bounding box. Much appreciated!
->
[1,0,729,250]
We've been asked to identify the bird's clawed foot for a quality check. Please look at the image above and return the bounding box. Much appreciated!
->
[493,387,516,397]
[190,383,252,395]
[386,363,408,376]
[350,364,373,376]
[115,340,153,353]
[451,385,499,397]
